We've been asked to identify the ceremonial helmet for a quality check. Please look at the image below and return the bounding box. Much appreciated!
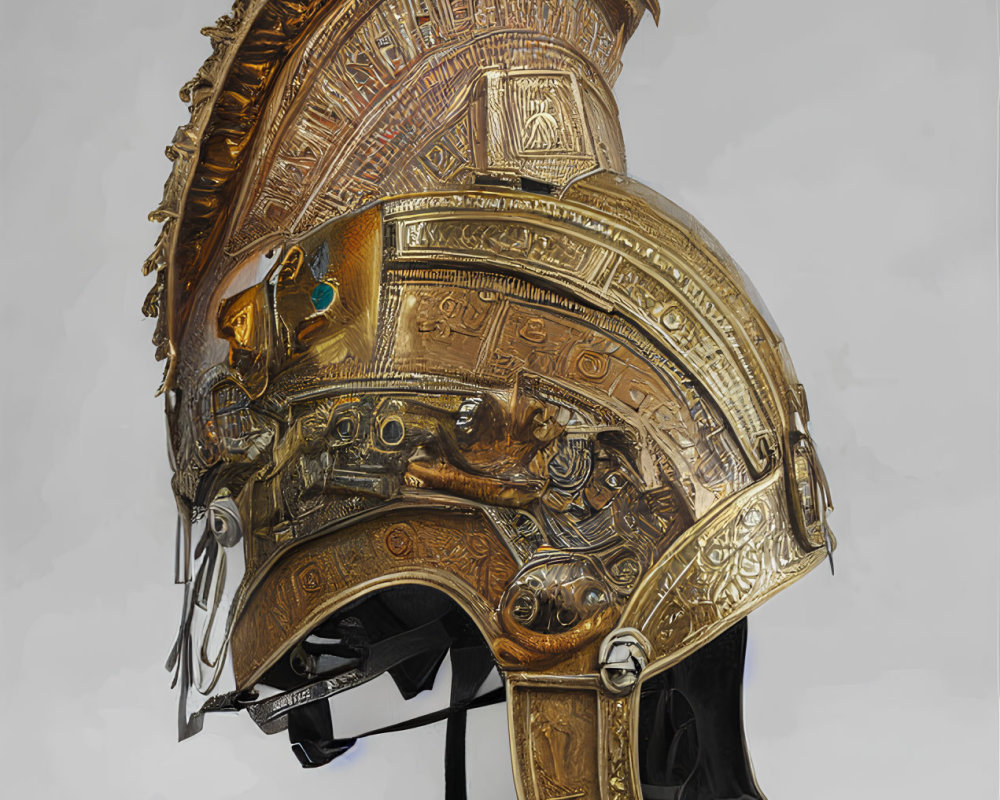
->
[144,1,834,797]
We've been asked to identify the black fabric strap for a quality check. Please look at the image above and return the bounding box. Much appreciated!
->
[445,710,468,800]
[445,643,496,800]
[288,699,356,768]
[284,607,502,794]
[343,685,506,741]
[287,685,505,767]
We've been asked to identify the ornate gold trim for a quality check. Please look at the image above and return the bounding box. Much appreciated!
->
[621,467,830,676]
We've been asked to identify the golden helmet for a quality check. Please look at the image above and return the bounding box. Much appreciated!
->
[145,1,834,798]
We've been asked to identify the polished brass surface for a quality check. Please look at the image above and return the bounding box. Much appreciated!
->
[146,1,833,797]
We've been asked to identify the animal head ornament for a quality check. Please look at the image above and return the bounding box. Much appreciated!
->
[145,1,835,797]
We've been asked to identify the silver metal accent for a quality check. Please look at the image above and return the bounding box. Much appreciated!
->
[207,494,242,547]
[598,627,650,695]
[246,668,369,734]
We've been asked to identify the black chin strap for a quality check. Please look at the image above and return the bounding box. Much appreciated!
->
[287,641,501,800]
[445,636,497,800]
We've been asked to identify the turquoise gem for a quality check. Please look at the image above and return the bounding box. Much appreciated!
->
[311,283,335,311]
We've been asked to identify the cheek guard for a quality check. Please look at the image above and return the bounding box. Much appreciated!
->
[145,2,835,798]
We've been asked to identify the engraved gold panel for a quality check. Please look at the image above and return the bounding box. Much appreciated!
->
[232,505,518,686]
[508,678,603,800]
[386,267,749,513]
[600,693,640,800]
[480,69,600,185]
[621,468,830,674]
[384,189,787,474]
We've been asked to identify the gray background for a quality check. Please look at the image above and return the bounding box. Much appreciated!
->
[1,0,997,797]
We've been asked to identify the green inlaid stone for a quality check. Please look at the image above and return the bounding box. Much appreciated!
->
[311,283,335,311]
